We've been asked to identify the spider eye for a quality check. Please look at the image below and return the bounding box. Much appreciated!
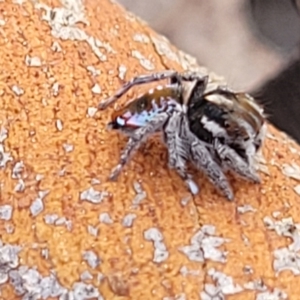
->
[170,76,179,85]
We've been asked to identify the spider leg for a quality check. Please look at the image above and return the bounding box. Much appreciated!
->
[108,112,170,180]
[213,139,260,183]
[180,71,208,83]
[163,113,199,195]
[203,85,232,97]
[98,70,180,110]
[189,137,234,201]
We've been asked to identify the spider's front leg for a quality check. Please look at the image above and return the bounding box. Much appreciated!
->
[98,70,180,110]
[189,137,234,201]
[213,139,260,183]
[163,113,200,195]
[108,112,170,181]
[98,70,209,110]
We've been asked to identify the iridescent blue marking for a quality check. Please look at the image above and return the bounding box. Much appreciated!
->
[118,98,178,127]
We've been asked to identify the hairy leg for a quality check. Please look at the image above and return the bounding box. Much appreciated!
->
[213,139,260,183]
[98,70,179,109]
[164,113,199,195]
[109,112,169,180]
[98,71,208,110]
[189,137,234,201]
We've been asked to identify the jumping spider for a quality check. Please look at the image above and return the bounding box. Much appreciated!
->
[98,70,266,200]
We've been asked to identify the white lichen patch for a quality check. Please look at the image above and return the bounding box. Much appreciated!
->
[133,33,150,44]
[180,266,200,277]
[44,214,59,225]
[0,144,12,168]
[30,198,44,217]
[91,178,101,185]
[65,220,73,231]
[86,65,101,76]
[180,196,192,206]
[52,82,60,96]
[131,50,154,71]
[35,174,44,181]
[39,190,50,200]
[281,162,300,180]
[200,268,243,300]
[178,50,202,73]
[254,150,270,175]
[82,250,101,269]
[144,227,169,263]
[71,282,103,299]
[0,242,21,285]
[272,211,281,219]
[25,54,42,67]
[14,179,25,193]
[55,216,67,226]
[87,37,108,62]
[132,181,147,207]
[11,85,24,96]
[241,233,250,246]
[99,212,113,224]
[58,168,66,177]
[264,216,300,275]
[62,143,74,153]
[242,265,254,275]
[91,83,102,94]
[44,213,72,230]
[94,36,115,54]
[97,272,105,284]
[35,1,114,63]
[237,204,256,214]
[51,41,62,52]
[118,64,127,80]
[12,161,24,179]
[133,181,143,194]
[55,119,63,131]
[12,0,27,5]
[256,288,288,300]
[5,224,15,234]
[150,35,180,64]
[9,267,68,298]
[179,225,229,263]
[0,205,13,221]
[1,240,103,298]
[0,127,8,143]
[87,106,98,118]
[289,146,298,154]
[80,270,93,281]
[0,127,12,170]
[273,247,300,275]
[41,248,49,260]
[87,225,98,237]
[264,217,300,251]
[80,187,108,204]
[122,213,137,227]
[266,132,280,141]
[294,184,300,196]
[244,279,267,291]
[30,190,49,217]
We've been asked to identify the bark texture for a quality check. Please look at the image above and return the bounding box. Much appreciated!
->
[0,1,300,299]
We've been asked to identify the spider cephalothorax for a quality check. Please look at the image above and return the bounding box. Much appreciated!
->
[98,70,266,201]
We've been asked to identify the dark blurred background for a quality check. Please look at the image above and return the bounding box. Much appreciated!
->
[118,0,300,143]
